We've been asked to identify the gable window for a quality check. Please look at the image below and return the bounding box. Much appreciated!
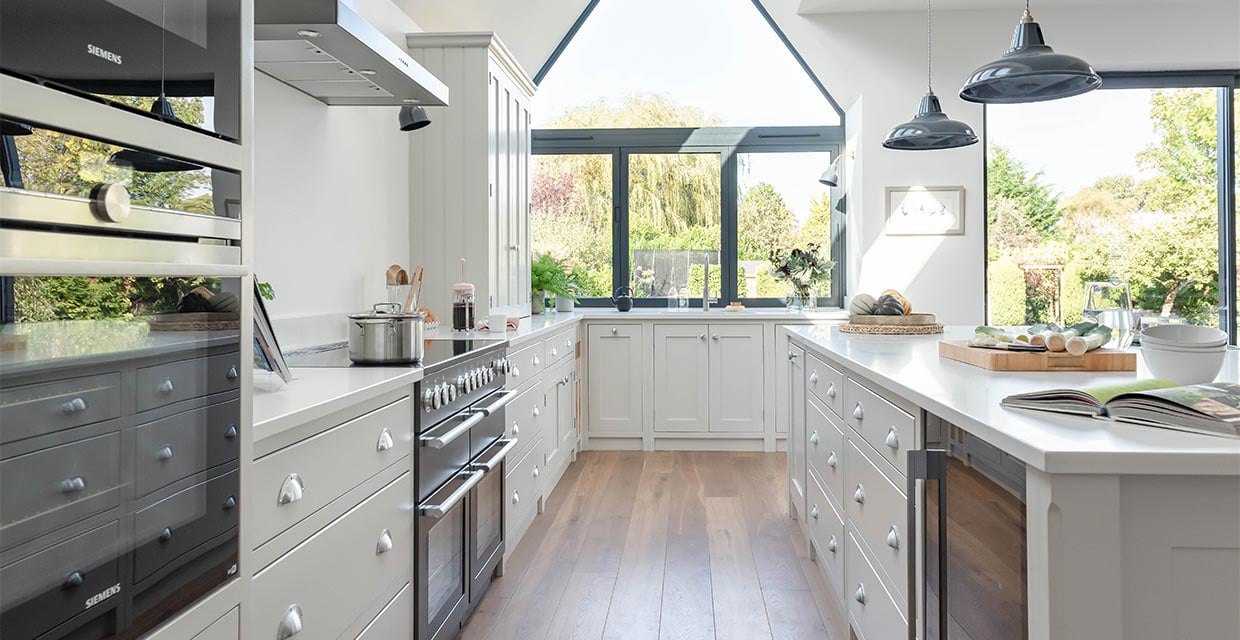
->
[529,0,846,307]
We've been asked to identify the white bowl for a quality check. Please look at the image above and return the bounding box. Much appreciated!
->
[1140,324,1227,348]
[1140,341,1226,353]
[1141,345,1225,385]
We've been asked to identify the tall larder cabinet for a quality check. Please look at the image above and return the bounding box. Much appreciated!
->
[407,32,534,318]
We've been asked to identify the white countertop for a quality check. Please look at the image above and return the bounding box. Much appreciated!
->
[252,366,422,444]
[786,325,1240,475]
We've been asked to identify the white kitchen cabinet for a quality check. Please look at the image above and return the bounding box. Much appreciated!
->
[407,33,534,318]
[544,356,576,484]
[587,325,644,434]
[708,324,764,432]
[788,344,807,519]
[653,324,710,432]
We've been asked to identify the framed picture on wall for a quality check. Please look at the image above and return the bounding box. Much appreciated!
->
[885,186,965,235]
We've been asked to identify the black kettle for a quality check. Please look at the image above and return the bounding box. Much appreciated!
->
[610,286,634,312]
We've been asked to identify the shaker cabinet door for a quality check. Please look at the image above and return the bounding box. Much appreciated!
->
[587,325,644,434]
[653,324,709,432]
[708,324,765,432]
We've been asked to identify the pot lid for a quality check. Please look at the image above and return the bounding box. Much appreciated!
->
[349,302,425,320]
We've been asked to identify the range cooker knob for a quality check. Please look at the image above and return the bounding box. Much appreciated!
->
[422,387,437,411]
[433,384,447,409]
[456,374,470,394]
[485,366,494,383]
[471,369,482,388]
[446,383,458,402]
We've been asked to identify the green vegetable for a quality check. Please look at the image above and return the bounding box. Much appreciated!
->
[872,294,905,315]
[849,293,877,315]
[974,325,1008,338]
[1066,325,1113,356]
[1048,322,1099,352]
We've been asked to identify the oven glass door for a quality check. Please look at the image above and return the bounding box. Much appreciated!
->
[469,437,516,602]
[0,0,243,141]
[913,416,1028,640]
[419,469,480,640]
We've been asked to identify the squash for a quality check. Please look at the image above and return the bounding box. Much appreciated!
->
[849,293,877,315]
[880,289,912,315]
[872,294,906,315]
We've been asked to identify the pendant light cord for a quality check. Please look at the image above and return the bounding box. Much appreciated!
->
[159,0,167,100]
[926,0,932,93]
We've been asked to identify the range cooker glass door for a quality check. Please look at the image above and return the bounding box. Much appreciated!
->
[469,436,517,603]
[419,469,482,640]
[910,416,1029,640]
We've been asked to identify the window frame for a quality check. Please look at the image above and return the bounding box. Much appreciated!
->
[532,126,846,308]
[982,69,1240,342]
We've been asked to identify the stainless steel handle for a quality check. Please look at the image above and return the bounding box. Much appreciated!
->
[550,347,559,357]
[533,466,540,478]
[419,469,484,518]
[827,535,837,553]
[477,389,516,416]
[611,327,618,335]
[854,484,865,504]
[421,411,485,449]
[852,403,864,420]
[225,424,238,439]
[226,366,239,380]
[512,489,520,504]
[854,583,866,605]
[471,438,518,472]
[60,476,86,493]
[512,422,521,436]
[60,397,88,413]
[277,604,303,640]
[787,351,798,361]
[809,371,819,384]
[278,473,304,506]
[376,428,394,452]
[157,378,174,394]
[159,527,173,543]
[810,504,819,519]
[533,355,540,366]
[224,496,237,510]
[809,431,819,446]
[157,445,174,461]
[64,571,86,588]
[885,427,900,449]
[827,451,837,469]
[712,334,719,341]
[532,406,540,417]
[375,529,393,555]
[887,525,900,549]
[826,383,836,399]
[699,333,706,340]
[908,448,949,640]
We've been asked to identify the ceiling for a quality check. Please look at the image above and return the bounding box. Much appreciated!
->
[797,0,1221,14]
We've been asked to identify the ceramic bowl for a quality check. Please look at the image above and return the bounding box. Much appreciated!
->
[1140,324,1227,348]
[1141,344,1226,385]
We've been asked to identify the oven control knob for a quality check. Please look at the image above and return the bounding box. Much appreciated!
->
[472,368,482,387]
[422,388,437,411]
[90,183,131,223]
[433,384,447,409]
[485,366,494,383]
[456,375,469,394]
[446,383,457,402]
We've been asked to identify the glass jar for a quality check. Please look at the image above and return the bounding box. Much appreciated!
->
[452,283,476,331]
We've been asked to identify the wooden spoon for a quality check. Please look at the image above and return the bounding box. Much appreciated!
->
[396,268,409,286]
[405,266,424,312]
[385,264,402,286]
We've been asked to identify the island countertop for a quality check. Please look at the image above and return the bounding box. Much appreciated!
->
[785,325,1240,475]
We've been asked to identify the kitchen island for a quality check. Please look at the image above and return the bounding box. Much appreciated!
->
[783,325,1240,640]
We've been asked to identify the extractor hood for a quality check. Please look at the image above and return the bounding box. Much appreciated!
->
[255,0,448,107]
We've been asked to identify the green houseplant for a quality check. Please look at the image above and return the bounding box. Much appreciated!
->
[530,253,576,315]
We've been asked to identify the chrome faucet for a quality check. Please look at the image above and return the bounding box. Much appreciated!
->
[702,256,710,311]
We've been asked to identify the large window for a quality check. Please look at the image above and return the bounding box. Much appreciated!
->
[985,73,1240,341]
[528,0,846,307]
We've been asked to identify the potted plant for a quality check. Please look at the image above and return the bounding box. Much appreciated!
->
[769,244,835,311]
[530,253,575,315]
[557,266,587,312]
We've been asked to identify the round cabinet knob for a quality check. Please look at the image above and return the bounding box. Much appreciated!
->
[277,604,304,640]
[157,445,174,461]
[699,334,706,340]
[375,529,394,556]
[60,476,87,493]
[159,527,173,543]
[787,351,797,361]
[376,428,395,452]
[827,451,837,469]
[826,383,836,399]
[809,431,819,446]
[827,535,838,553]
[809,371,819,384]
[226,366,239,381]
[887,525,900,550]
[853,484,866,504]
[90,182,131,223]
[810,504,819,520]
[512,490,520,505]
[712,334,720,341]
[63,571,87,589]
[157,378,175,395]
[854,583,867,605]
[611,327,618,335]
[278,473,305,506]
[885,427,900,449]
[852,403,864,420]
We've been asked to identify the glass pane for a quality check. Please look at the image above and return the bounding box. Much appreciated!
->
[426,507,464,622]
[628,153,721,299]
[531,154,614,298]
[475,471,500,558]
[533,0,838,128]
[986,87,1220,330]
[737,151,835,300]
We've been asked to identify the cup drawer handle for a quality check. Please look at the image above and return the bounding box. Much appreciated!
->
[277,604,303,640]
[226,366,239,381]
[885,427,899,449]
[375,529,394,555]
[809,431,819,446]
[827,535,837,553]
[853,484,865,504]
[810,504,819,520]
[827,451,837,469]
[60,476,87,493]
[852,403,864,420]
[60,397,89,414]
[826,383,836,399]
[376,428,395,452]
[854,583,866,605]
[63,571,86,589]
[887,525,900,550]
[809,371,819,384]
[278,473,304,506]
[157,379,175,395]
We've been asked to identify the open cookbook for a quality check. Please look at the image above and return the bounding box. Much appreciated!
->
[1001,380,1240,439]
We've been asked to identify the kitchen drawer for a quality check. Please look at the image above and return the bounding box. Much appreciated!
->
[133,399,240,498]
[251,396,412,549]
[0,520,121,640]
[846,531,907,640]
[133,470,239,582]
[0,373,121,444]
[845,379,915,478]
[253,472,413,640]
[505,438,543,547]
[505,384,544,466]
[355,583,412,639]
[805,468,845,599]
[806,396,845,505]
[136,352,241,412]
[844,439,908,606]
[192,607,239,640]
[1,432,121,545]
[806,354,845,419]
[545,330,575,364]
[508,341,546,385]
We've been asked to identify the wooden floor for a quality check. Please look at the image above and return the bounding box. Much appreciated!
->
[463,450,847,640]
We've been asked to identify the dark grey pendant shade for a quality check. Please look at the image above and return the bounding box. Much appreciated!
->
[960,10,1100,104]
[399,105,432,132]
[884,93,978,150]
[107,95,202,172]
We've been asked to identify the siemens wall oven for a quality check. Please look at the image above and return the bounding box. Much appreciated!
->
[908,414,1030,640]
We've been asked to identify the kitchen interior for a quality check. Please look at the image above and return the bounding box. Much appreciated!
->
[0,1,1238,640]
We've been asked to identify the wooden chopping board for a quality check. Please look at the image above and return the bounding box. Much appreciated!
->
[938,340,1136,372]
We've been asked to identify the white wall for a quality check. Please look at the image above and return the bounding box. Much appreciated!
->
[760,0,1240,324]
[253,0,424,348]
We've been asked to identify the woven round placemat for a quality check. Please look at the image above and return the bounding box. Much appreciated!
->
[839,322,943,335]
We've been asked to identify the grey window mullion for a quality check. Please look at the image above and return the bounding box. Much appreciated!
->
[615,148,630,298]
[1219,85,1237,343]
[721,147,739,306]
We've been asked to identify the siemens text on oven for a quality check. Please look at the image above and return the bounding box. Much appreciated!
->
[86,583,122,609]
[87,44,123,65]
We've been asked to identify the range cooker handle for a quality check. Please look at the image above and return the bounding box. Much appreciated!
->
[419,469,484,518]
[420,411,485,449]
[476,389,516,416]
[471,438,518,472]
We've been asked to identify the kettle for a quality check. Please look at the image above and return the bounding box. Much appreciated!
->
[610,286,634,312]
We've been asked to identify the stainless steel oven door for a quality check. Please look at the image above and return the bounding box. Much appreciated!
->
[469,437,517,605]
[418,468,482,640]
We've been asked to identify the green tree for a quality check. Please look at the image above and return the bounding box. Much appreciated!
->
[737,182,795,261]
[987,145,1061,235]
[799,195,834,248]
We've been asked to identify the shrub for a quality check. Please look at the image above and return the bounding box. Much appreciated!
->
[988,258,1027,326]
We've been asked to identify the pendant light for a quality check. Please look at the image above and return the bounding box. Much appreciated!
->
[817,156,840,187]
[883,0,978,151]
[960,0,1100,104]
[398,105,432,132]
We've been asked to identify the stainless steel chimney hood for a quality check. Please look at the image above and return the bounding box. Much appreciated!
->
[255,0,448,107]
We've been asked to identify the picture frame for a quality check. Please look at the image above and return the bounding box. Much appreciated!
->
[885,186,965,236]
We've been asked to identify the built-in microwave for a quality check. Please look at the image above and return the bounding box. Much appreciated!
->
[0,0,243,142]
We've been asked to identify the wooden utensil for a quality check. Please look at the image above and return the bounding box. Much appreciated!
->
[397,268,409,286]
[405,266,424,312]
[385,264,402,286]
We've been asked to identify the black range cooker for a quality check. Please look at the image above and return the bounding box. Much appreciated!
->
[287,338,517,640]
